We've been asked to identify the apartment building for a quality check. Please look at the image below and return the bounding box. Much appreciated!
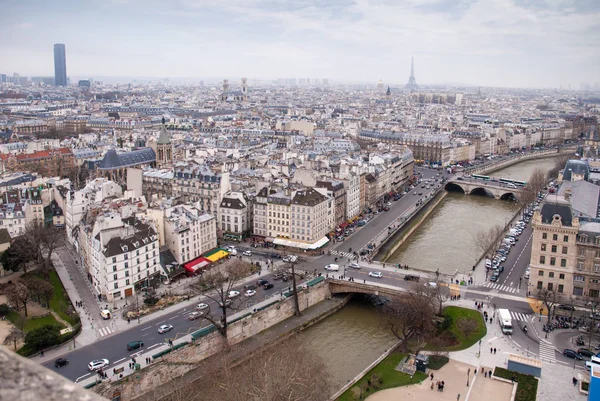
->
[24,188,44,226]
[342,174,361,221]
[0,203,25,237]
[0,148,76,177]
[316,180,346,227]
[163,205,217,264]
[171,165,231,217]
[530,202,579,298]
[219,192,252,240]
[574,221,600,300]
[86,214,160,302]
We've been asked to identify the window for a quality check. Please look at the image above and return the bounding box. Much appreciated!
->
[125,270,129,277]
[578,262,584,270]
[590,289,600,298]
[550,257,556,266]
[560,259,567,267]
[124,262,128,269]
[596,264,600,273]
[124,254,128,260]
[549,272,554,278]
[562,246,568,254]
[542,233,547,239]
[559,273,565,279]
[125,279,130,286]
[558,284,564,293]
[574,275,585,282]
[113,265,117,272]
[564,235,569,242]
[541,244,547,251]
[112,257,116,263]
[551,245,557,253]
[540,255,546,264]
[553,234,558,241]
[537,281,543,289]
[574,287,584,296]
[113,274,117,280]
[538,270,544,276]
[580,248,586,257]
[548,283,553,291]
[114,283,118,289]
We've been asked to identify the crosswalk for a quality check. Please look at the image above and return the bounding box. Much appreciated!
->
[509,311,529,322]
[97,326,114,337]
[539,339,556,363]
[330,249,355,259]
[483,282,520,293]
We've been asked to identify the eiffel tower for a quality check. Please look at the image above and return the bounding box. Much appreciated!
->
[405,57,418,90]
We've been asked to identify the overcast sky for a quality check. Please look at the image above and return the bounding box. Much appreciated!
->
[0,0,599,88]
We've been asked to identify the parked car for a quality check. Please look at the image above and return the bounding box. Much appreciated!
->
[524,269,530,279]
[563,349,582,360]
[127,340,144,351]
[369,271,383,278]
[55,358,69,368]
[197,303,209,310]
[404,275,419,282]
[242,250,252,257]
[244,289,257,297]
[158,324,173,334]
[557,304,575,311]
[243,283,258,290]
[348,262,361,269]
[263,283,274,290]
[257,279,269,286]
[578,348,595,359]
[88,359,109,371]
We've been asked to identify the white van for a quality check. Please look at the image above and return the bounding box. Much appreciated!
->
[100,309,112,320]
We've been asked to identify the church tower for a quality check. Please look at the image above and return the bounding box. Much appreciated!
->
[156,117,173,167]
[241,77,248,101]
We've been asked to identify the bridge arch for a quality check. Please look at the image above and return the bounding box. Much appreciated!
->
[469,187,495,198]
[499,192,518,201]
[444,182,466,194]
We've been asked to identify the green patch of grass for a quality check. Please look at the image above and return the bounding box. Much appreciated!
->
[337,352,427,401]
[6,310,64,333]
[426,306,487,352]
[494,367,538,401]
[427,355,449,370]
[47,270,77,325]
[582,382,589,392]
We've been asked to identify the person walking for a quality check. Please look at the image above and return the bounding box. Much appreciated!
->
[490,347,493,354]
[494,348,497,354]
[430,373,434,381]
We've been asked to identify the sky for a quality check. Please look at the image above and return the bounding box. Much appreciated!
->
[0,0,599,88]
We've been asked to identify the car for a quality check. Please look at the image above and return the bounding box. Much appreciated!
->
[413,191,417,195]
[557,304,575,311]
[244,289,257,297]
[188,312,202,321]
[127,340,144,351]
[325,264,340,271]
[263,283,274,290]
[100,309,111,320]
[383,206,390,211]
[88,359,109,371]
[242,250,252,257]
[257,279,269,286]
[348,262,361,269]
[404,275,419,282]
[590,313,600,320]
[418,192,423,196]
[273,272,284,280]
[496,265,504,273]
[197,303,209,310]
[386,202,392,206]
[369,271,383,278]
[54,358,69,368]
[218,299,232,307]
[158,324,173,334]
[563,349,582,360]
[578,348,595,359]
[228,290,240,298]
[490,273,499,282]
[425,282,438,288]
[243,283,258,290]
[524,269,530,279]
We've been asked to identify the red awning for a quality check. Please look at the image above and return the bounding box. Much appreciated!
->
[183,256,210,273]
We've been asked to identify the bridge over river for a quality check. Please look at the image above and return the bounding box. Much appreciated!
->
[445,176,525,200]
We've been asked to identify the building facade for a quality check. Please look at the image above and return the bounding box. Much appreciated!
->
[54,43,67,87]
[163,205,217,264]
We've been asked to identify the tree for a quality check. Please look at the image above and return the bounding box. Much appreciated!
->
[518,168,547,209]
[537,287,562,321]
[24,324,61,350]
[547,154,573,179]
[6,282,31,317]
[169,338,331,401]
[22,276,54,307]
[21,221,64,276]
[280,251,308,317]
[379,288,436,351]
[474,224,505,261]
[457,317,478,337]
[190,260,254,338]
[0,236,35,273]
[3,327,24,350]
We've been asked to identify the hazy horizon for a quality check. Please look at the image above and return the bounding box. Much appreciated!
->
[1,0,599,89]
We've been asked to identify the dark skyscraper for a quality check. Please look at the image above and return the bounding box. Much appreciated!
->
[54,43,67,86]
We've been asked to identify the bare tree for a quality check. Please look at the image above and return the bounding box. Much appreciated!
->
[6,282,32,317]
[457,317,478,337]
[380,289,436,351]
[22,276,54,308]
[20,221,64,276]
[547,154,573,179]
[518,168,547,209]
[474,223,505,261]
[190,260,254,338]
[169,338,332,401]
[3,327,25,350]
[537,287,562,321]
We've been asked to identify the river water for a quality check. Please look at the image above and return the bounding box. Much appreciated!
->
[384,157,559,275]
[298,297,397,392]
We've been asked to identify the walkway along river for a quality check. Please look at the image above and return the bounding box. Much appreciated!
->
[384,156,560,275]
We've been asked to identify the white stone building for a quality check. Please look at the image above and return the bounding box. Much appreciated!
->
[163,204,217,264]
[219,192,252,240]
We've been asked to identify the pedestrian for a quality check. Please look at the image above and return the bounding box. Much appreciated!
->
[40,350,44,357]
[490,317,493,324]
[441,381,445,391]
[490,347,493,354]
[488,370,492,378]
[573,377,578,386]
[430,373,434,381]
[457,394,460,401]
[494,348,497,354]
[484,371,487,378]
[431,382,434,390]
[436,381,440,391]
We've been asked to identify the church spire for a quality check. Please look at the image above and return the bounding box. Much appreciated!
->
[386,86,391,96]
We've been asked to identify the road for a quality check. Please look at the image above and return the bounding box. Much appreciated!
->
[44,272,295,382]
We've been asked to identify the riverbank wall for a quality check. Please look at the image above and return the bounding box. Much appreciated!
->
[378,190,447,262]
[473,148,575,176]
[96,281,355,401]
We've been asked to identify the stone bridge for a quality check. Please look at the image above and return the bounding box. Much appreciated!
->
[444,178,524,200]
[328,279,406,298]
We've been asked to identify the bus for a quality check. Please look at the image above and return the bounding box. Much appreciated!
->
[498,309,513,334]
[472,174,490,181]
[499,178,527,187]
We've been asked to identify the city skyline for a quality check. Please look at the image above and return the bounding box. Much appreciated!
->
[0,0,599,88]
[53,43,67,87]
